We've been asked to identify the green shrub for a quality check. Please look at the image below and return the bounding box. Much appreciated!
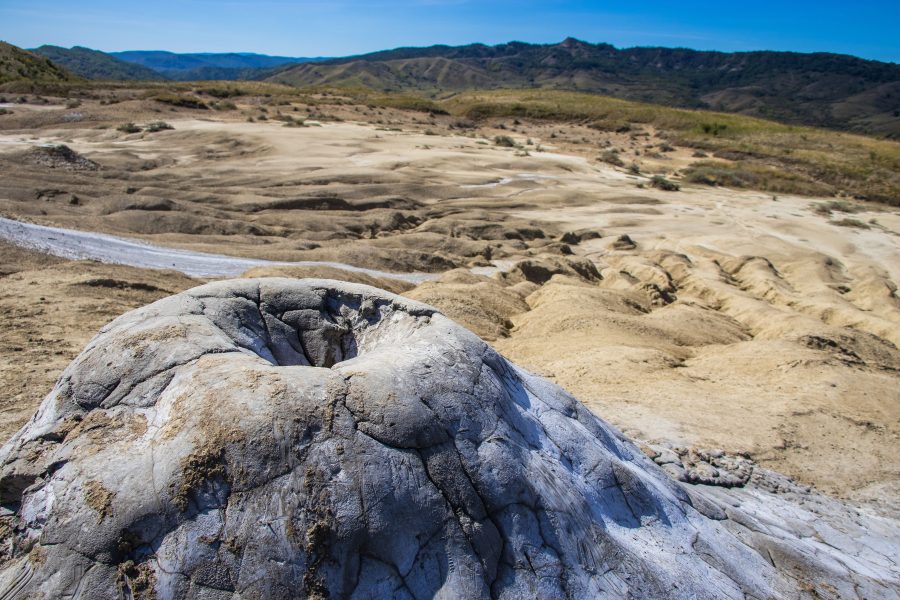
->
[831,218,870,229]
[145,121,173,133]
[368,94,448,114]
[153,93,208,110]
[599,150,624,167]
[699,122,728,136]
[494,135,516,147]
[813,200,864,216]
[205,87,243,99]
[650,175,680,191]
[450,119,476,129]
[117,122,141,134]
[307,112,343,122]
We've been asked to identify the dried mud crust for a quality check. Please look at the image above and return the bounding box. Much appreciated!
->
[22,144,99,171]
[641,445,754,488]
[2,107,896,515]
[0,278,896,599]
[0,255,198,444]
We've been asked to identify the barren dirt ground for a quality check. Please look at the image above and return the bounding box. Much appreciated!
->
[1,96,898,516]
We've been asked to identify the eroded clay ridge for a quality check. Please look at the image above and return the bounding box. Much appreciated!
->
[0,279,894,598]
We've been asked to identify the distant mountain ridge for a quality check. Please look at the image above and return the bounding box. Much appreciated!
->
[111,50,327,81]
[32,46,166,81]
[5,38,899,137]
[268,38,900,136]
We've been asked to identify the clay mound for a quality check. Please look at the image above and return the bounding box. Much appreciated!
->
[0,279,888,598]
[23,144,99,171]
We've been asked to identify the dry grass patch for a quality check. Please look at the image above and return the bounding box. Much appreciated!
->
[683,161,832,196]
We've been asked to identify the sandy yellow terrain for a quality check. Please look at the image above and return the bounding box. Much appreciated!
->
[0,95,897,516]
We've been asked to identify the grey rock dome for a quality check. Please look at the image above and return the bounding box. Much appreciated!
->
[0,279,879,598]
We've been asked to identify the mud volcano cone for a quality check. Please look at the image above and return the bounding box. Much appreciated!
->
[0,279,843,598]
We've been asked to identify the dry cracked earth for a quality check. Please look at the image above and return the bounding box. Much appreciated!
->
[0,93,898,533]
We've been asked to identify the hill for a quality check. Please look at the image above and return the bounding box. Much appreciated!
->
[268,38,900,137]
[0,41,78,85]
[111,50,326,80]
[31,45,166,81]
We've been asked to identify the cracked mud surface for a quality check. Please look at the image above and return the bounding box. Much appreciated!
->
[0,98,898,596]
[0,279,896,599]
[1,101,898,512]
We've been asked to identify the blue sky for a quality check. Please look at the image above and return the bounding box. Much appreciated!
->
[2,0,898,62]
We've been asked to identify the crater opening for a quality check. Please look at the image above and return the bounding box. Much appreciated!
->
[201,282,433,370]
[213,286,422,369]
[254,303,368,368]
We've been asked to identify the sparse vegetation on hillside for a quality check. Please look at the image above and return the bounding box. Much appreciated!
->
[443,90,781,134]
[1,61,896,205]
[365,94,448,114]
[265,38,900,137]
[203,86,243,98]
[0,41,78,85]
[440,89,900,205]
[683,161,833,196]
[152,92,208,109]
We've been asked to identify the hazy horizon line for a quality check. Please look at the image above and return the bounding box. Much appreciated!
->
[21,37,899,65]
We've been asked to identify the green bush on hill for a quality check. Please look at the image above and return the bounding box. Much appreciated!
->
[145,121,173,133]
[650,175,679,191]
[152,93,208,109]
[599,150,624,167]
